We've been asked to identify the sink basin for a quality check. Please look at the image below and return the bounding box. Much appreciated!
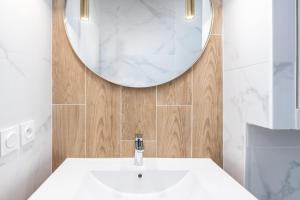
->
[75,169,209,200]
[91,170,189,193]
[29,158,258,200]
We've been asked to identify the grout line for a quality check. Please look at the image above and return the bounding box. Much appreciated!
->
[191,66,194,158]
[157,105,192,107]
[210,33,223,36]
[120,139,157,142]
[51,53,53,171]
[53,104,86,106]
[224,60,269,72]
[84,67,87,158]
[155,86,158,157]
[119,87,122,157]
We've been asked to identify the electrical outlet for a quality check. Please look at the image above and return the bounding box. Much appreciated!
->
[0,125,20,157]
[20,120,35,146]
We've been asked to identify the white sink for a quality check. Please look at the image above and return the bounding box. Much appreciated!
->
[29,158,257,200]
[90,170,189,193]
[75,169,210,200]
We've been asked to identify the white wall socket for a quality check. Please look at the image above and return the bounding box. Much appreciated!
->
[20,120,35,146]
[0,125,20,157]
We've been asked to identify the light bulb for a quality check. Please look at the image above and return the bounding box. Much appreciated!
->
[80,0,89,21]
[185,0,195,20]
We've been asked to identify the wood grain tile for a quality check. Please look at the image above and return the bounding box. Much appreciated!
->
[157,69,192,105]
[120,140,156,157]
[52,0,85,104]
[157,106,191,157]
[86,70,121,157]
[121,88,156,140]
[52,105,85,170]
[211,0,222,35]
[192,36,223,166]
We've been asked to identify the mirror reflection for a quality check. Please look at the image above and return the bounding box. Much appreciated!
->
[65,0,213,87]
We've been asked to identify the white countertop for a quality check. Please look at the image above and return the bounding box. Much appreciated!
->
[29,158,257,200]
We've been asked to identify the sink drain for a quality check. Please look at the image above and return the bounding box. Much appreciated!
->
[137,173,143,179]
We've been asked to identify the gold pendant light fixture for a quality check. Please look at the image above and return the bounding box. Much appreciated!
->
[80,0,89,21]
[185,0,195,19]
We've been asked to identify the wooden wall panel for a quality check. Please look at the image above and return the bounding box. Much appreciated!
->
[157,69,192,105]
[86,70,121,157]
[52,0,85,104]
[52,105,85,170]
[157,107,191,157]
[192,36,223,166]
[121,88,156,140]
[211,0,223,35]
[52,0,223,169]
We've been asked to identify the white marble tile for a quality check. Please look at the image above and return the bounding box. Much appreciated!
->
[272,0,296,129]
[223,0,299,192]
[0,0,52,199]
[296,110,300,129]
[247,147,300,200]
[223,62,272,183]
[223,142,245,184]
[246,125,300,200]
[272,61,295,129]
[0,117,51,200]
[224,62,271,128]
[247,125,300,148]
[223,0,272,70]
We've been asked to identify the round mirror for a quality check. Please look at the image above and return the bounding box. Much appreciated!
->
[64,0,213,87]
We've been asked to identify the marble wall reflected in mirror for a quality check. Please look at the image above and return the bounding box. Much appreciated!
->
[64,0,213,87]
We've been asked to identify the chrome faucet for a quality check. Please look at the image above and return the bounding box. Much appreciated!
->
[134,134,144,166]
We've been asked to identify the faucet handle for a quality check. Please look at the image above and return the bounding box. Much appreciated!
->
[135,134,144,151]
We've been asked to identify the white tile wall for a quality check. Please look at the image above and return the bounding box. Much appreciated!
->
[246,125,300,200]
[272,0,296,129]
[223,62,272,183]
[0,0,52,199]
[223,0,272,71]
[223,0,298,186]
[223,0,273,183]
